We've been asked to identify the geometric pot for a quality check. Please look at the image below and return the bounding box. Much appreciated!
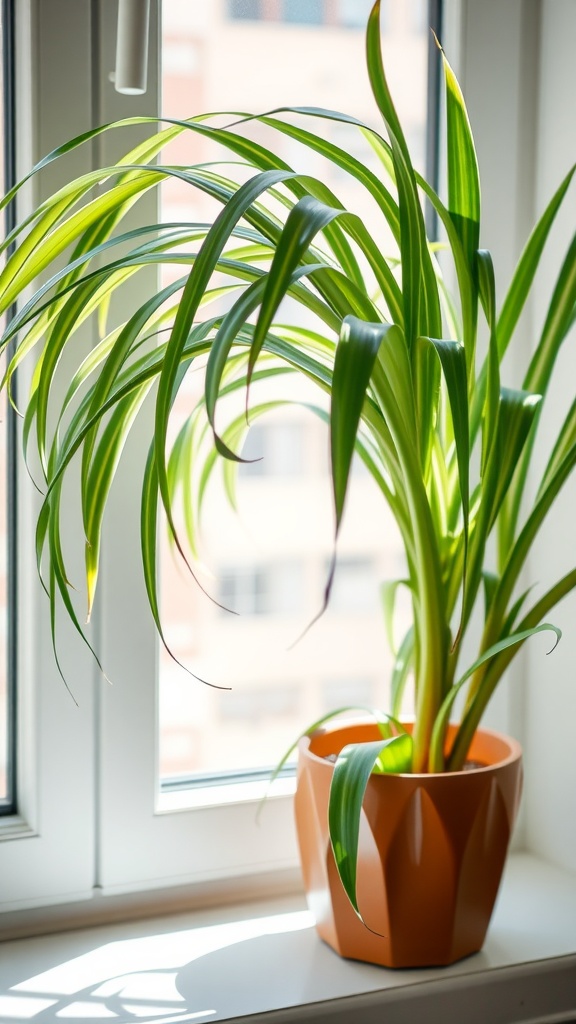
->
[294,720,523,968]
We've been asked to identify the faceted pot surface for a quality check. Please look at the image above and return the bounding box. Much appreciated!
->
[294,721,523,968]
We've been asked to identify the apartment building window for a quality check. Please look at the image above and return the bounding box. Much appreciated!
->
[239,421,307,478]
[227,0,262,20]
[327,557,380,614]
[227,0,381,28]
[219,562,305,617]
[282,0,324,25]
[337,0,377,29]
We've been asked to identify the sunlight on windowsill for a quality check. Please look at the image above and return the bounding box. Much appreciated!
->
[0,854,575,1023]
[0,909,314,1022]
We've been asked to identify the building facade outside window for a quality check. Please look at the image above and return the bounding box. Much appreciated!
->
[157,0,428,787]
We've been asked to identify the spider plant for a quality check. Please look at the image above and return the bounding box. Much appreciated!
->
[0,1,574,917]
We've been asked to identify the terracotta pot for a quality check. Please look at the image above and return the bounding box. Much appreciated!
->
[294,720,523,968]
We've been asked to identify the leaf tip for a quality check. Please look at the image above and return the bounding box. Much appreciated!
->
[431,27,443,52]
[546,625,562,655]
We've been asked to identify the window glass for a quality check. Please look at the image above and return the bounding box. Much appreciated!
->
[327,557,380,614]
[282,0,324,25]
[337,0,381,29]
[158,0,429,784]
[322,675,374,708]
[219,561,305,617]
[227,0,262,20]
[239,421,306,477]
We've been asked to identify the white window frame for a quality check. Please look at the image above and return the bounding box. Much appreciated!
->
[0,0,575,926]
[0,0,98,913]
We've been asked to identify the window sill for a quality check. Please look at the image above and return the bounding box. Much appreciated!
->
[0,852,575,1024]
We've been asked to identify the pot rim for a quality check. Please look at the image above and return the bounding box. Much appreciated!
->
[299,718,522,776]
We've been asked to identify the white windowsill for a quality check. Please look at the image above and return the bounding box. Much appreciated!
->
[0,852,575,1024]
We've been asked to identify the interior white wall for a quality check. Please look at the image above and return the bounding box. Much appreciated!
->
[444,0,576,867]
[523,0,576,872]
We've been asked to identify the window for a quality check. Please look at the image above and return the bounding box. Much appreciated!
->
[327,557,380,614]
[337,0,377,29]
[0,0,575,931]
[227,0,383,28]
[227,0,262,20]
[0,2,7,809]
[282,0,324,26]
[218,562,305,616]
[239,421,307,477]
[157,0,430,790]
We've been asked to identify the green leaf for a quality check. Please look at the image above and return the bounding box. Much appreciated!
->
[457,388,541,635]
[421,337,470,644]
[258,112,400,241]
[446,621,563,772]
[36,480,109,690]
[141,440,233,691]
[413,336,440,479]
[500,231,576,550]
[476,249,500,476]
[154,168,299,562]
[497,165,575,358]
[418,337,469,533]
[538,397,576,498]
[370,325,449,765]
[204,263,328,461]
[487,433,576,641]
[330,316,387,530]
[501,584,536,636]
[249,193,401,395]
[482,571,499,617]
[329,731,413,914]
[440,42,480,272]
[491,388,541,530]
[366,0,440,346]
[257,707,407,822]
[462,622,560,690]
[468,388,542,610]
[0,169,163,313]
[84,389,149,619]
[432,622,562,772]
[415,172,477,381]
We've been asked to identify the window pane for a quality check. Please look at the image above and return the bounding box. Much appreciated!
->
[239,421,306,477]
[336,0,375,29]
[227,0,262,21]
[282,0,325,25]
[158,0,430,783]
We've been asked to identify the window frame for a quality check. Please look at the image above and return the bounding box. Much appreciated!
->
[0,0,98,912]
[0,0,18,818]
[0,0,575,926]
